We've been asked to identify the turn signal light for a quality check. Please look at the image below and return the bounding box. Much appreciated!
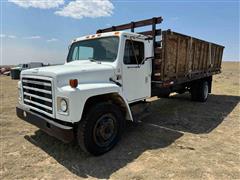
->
[69,79,78,88]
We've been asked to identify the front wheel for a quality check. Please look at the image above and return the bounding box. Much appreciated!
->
[77,102,124,156]
[191,81,209,102]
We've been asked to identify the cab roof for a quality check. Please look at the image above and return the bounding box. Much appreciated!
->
[72,31,148,44]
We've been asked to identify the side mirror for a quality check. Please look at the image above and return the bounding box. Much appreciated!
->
[141,56,154,65]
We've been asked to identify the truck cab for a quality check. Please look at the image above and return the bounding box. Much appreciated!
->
[68,31,153,103]
[16,31,154,155]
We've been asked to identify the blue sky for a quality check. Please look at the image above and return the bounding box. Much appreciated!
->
[1,0,239,65]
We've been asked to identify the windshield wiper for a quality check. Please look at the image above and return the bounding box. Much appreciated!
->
[88,58,101,63]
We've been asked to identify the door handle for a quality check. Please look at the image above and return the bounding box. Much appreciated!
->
[127,66,140,69]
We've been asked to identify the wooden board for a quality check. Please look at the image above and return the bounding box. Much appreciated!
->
[153,30,224,82]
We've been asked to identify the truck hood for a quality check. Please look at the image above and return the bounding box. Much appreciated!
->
[21,60,116,87]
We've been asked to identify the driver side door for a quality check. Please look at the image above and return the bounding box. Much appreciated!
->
[121,39,151,102]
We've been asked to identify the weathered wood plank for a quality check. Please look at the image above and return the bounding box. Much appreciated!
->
[157,30,224,82]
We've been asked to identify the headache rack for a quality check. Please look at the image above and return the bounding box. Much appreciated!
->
[97,17,163,80]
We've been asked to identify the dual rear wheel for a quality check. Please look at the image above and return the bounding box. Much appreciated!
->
[191,80,209,102]
[157,80,210,102]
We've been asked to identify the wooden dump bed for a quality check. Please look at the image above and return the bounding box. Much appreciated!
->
[153,30,224,83]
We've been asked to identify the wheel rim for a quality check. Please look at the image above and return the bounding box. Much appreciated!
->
[93,113,117,147]
[203,83,208,99]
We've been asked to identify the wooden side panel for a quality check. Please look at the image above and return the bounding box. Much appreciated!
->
[165,35,178,78]
[177,37,188,75]
[201,43,209,71]
[161,31,190,80]
[211,44,224,69]
[159,31,224,81]
[152,47,162,81]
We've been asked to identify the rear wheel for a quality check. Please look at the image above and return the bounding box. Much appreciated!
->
[77,102,124,156]
[191,80,209,102]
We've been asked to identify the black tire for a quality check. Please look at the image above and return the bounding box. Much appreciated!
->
[77,102,124,156]
[191,81,209,102]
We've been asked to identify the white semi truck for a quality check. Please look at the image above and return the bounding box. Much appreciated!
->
[16,17,224,155]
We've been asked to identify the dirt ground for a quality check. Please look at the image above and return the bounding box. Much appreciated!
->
[0,62,239,179]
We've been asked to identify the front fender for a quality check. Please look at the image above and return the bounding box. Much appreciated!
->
[55,83,133,123]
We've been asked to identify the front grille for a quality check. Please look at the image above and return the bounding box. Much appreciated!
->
[22,76,53,117]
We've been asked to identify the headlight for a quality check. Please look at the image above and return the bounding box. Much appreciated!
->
[57,97,69,115]
[60,99,68,112]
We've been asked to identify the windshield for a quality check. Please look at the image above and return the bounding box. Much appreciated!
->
[67,36,119,62]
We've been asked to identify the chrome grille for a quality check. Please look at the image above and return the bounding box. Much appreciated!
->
[22,76,53,117]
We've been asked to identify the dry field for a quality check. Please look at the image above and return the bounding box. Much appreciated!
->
[0,62,240,179]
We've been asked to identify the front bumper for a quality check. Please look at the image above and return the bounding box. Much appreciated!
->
[16,105,74,143]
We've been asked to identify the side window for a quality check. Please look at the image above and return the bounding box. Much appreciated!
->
[124,40,144,65]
